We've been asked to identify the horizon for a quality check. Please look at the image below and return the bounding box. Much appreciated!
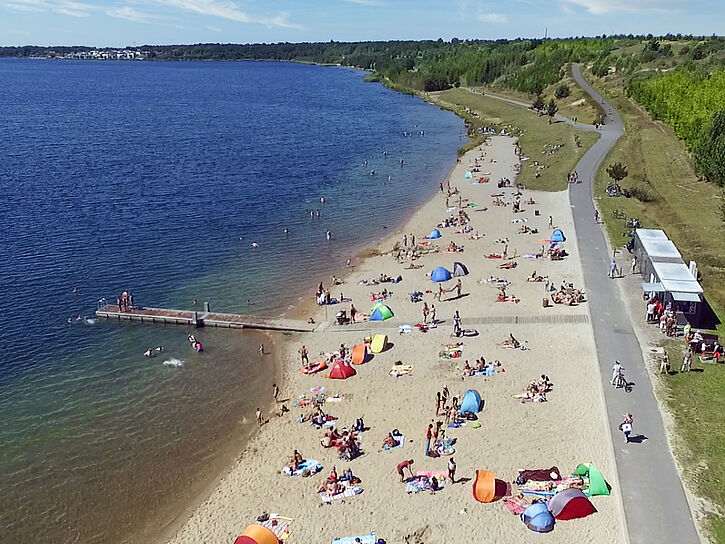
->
[1,0,723,48]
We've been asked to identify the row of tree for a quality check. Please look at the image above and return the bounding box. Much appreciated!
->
[627,66,725,186]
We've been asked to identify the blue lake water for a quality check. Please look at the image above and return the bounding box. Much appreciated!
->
[0,58,463,543]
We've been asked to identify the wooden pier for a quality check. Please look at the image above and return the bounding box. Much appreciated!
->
[95,304,316,333]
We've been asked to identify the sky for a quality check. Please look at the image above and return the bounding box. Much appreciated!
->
[0,0,723,47]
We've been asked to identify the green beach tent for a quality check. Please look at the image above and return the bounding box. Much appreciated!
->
[573,463,610,496]
[370,303,394,322]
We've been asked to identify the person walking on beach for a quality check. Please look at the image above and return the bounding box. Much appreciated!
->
[259,344,265,355]
[422,302,430,324]
[403,234,408,248]
[453,311,462,337]
[397,459,414,482]
[430,304,437,325]
[411,233,416,246]
[435,391,441,416]
[548,216,553,229]
[448,457,457,484]
[350,304,357,324]
[256,408,263,426]
[442,385,449,409]
[273,383,279,402]
[455,279,462,299]
[299,345,309,366]
[425,423,433,456]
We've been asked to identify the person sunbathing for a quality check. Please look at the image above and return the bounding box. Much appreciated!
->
[476,358,486,371]
[499,261,517,269]
[286,450,304,471]
[462,361,475,377]
[382,433,397,449]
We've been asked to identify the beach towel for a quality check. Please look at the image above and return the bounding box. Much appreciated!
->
[331,533,376,544]
[283,459,322,477]
[383,435,404,450]
[398,324,412,334]
[416,470,448,481]
[503,496,531,515]
[389,365,413,377]
[320,485,362,503]
[406,476,445,494]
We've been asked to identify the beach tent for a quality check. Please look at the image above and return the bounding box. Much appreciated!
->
[430,267,452,282]
[521,503,555,533]
[464,171,473,179]
[370,334,387,354]
[551,229,566,243]
[328,359,356,379]
[472,470,495,503]
[351,344,367,365]
[452,262,469,277]
[573,463,610,496]
[234,525,278,544]
[427,228,442,239]
[370,303,394,322]
[460,389,482,414]
[548,488,596,520]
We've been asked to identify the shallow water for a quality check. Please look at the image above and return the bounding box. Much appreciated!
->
[0,58,463,543]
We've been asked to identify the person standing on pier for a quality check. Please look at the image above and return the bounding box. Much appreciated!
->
[129,293,134,309]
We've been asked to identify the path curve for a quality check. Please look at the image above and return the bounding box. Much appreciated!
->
[569,64,700,544]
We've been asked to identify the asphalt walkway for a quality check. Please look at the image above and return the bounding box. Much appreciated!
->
[568,64,700,544]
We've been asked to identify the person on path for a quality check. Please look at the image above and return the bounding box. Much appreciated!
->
[397,459,414,482]
[631,257,637,275]
[611,360,624,386]
[594,209,600,223]
[609,260,618,279]
[659,352,670,374]
[448,457,457,484]
[681,348,693,372]
[299,345,309,365]
[619,413,633,443]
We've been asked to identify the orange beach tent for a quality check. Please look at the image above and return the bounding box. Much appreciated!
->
[351,344,367,365]
[234,524,278,544]
[472,470,495,503]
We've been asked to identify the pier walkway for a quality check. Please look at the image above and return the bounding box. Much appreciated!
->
[95,304,317,333]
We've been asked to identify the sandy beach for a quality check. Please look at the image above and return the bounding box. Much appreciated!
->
[166,136,626,544]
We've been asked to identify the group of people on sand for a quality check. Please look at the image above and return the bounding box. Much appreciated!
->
[550,282,585,305]
[514,374,552,403]
[461,358,501,378]
[316,466,359,497]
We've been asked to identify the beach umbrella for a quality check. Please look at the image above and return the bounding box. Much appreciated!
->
[430,266,452,282]
[370,303,394,321]
[427,228,441,239]
[464,171,473,179]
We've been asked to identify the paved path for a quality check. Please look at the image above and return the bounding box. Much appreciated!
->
[569,64,700,544]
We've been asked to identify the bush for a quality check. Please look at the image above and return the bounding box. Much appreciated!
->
[554,84,571,99]
[629,184,656,202]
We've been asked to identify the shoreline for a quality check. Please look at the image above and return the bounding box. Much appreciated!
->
[152,131,465,544]
[165,136,625,544]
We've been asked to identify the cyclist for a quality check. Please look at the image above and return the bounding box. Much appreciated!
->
[611,360,625,387]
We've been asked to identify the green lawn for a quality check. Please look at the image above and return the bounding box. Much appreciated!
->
[587,70,725,541]
[429,87,599,191]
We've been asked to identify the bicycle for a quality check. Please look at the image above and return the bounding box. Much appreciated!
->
[611,209,627,220]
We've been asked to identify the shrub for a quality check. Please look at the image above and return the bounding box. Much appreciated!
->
[554,84,571,99]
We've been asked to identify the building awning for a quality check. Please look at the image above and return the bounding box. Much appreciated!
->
[635,229,668,241]
[661,279,703,294]
[642,282,665,292]
[672,292,701,303]
[640,239,682,260]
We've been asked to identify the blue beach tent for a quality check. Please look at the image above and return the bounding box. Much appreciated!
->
[460,389,482,414]
[370,303,394,322]
[551,229,566,243]
[427,229,441,239]
[430,267,452,282]
[521,502,555,533]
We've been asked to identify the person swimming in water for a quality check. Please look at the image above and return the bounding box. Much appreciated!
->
[326,229,331,240]
[284,228,290,235]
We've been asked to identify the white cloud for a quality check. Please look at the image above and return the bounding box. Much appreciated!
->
[106,6,153,23]
[4,0,95,17]
[477,12,507,23]
[561,0,680,14]
[205,24,221,32]
[153,0,301,28]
